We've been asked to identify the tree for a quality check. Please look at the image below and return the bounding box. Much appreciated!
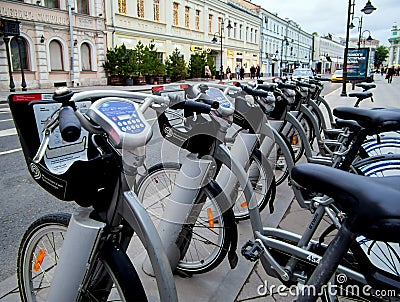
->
[374,45,389,68]
[142,41,165,76]
[188,50,216,78]
[102,44,128,76]
[165,48,188,81]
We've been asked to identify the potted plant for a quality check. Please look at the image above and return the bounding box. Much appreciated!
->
[132,41,146,85]
[165,49,188,82]
[103,44,127,85]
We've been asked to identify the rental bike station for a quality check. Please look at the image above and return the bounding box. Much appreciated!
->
[6,75,400,301]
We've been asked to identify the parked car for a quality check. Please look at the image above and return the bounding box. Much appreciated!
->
[291,68,314,78]
[331,69,343,82]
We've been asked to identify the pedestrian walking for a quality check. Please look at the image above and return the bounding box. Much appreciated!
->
[235,64,241,80]
[204,64,211,80]
[240,66,245,80]
[386,66,395,84]
[226,66,232,80]
[256,64,261,79]
[250,65,256,79]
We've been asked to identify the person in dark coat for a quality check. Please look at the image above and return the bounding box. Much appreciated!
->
[387,66,395,84]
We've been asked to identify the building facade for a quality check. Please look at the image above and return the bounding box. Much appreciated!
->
[388,22,400,66]
[0,0,106,91]
[313,34,344,74]
[108,0,260,78]
[259,9,313,77]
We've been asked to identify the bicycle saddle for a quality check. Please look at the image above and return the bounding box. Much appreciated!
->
[333,107,400,135]
[348,91,372,100]
[291,163,400,243]
[356,82,376,91]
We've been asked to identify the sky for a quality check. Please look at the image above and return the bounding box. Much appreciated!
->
[250,0,399,46]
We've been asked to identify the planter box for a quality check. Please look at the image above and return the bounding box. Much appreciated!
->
[133,76,146,85]
[107,75,125,86]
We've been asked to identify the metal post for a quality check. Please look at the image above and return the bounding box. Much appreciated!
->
[220,29,223,81]
[357,16,363,48]
[3,36,15,92]
[68,0,75,87]
[17,36,27,91]
[341,0,354,97]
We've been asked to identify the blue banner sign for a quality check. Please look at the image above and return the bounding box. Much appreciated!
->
[346,48,370,80]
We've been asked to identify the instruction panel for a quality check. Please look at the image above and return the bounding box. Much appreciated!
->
[33,101,91,174]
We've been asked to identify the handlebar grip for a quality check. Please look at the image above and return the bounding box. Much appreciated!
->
[59,106,81,142]
[171,100,212,114]
[198,94,220,109]
[277,82,296,90]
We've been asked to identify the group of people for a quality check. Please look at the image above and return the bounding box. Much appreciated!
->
[382,65,398,84]
[205,63,263,81]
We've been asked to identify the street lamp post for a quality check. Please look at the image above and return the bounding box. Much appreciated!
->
[361,30,373,46]
[279,37,289,77]
[212,19,232,81]
[341,0,376,97]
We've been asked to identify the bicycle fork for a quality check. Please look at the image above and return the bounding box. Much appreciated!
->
[47,208,105,302]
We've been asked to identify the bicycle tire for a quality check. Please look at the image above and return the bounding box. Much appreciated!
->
[273,132,296,186]
[17,213,71,302]
[231,149,276,220]
[299,114,315,145]
[286,123,305,163]
[17,213,146,302]
[136,163,234,274]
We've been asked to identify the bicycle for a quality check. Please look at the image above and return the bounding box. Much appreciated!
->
[10,88,182,301]
[292,163,400,301]
[137,84,276,275]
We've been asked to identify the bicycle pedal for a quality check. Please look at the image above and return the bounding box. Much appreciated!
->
[241,240,264,262]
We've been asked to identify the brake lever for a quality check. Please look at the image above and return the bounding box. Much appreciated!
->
[33,111,60,164]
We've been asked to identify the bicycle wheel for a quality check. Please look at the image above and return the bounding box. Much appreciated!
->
[232,149,276,220]
[299,114,315,145]
[17,213,71,302]
[136,163,233,274]
[286,124,305,163]
[272,132,296,186]
[17,213,145,302]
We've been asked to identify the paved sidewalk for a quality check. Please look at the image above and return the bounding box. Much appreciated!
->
[0,75,398,301]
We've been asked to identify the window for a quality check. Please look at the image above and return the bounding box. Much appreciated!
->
[11,37,29,71]
[208,14,212,33]
[43,0,59,9]
[195,10,200,30]
[254,30,257,43]
[118,0,126,14]
[81,42,91,71]
[173,3,179,26]
[77,0,89,15]
[218,17,222,35]
[153,0,160,21]
[233,22,237,38]
[250,28,253,42]
[137,0,144,18]
[246,26,249,41]
[185,6,190,28]
[239,24,242,39]
[49,40,63,71]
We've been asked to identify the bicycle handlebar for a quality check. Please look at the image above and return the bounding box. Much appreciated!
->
[59,106,82,142]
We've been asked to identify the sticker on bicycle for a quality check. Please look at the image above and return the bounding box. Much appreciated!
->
[307,254,320,264]
[33,101,91,174]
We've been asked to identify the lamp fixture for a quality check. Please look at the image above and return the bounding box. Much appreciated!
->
[40,35,45,43]
[361,0,376,14]
[226,20,232,31]
[36,0,41,5]
[74,39,78,46]
[211,35,218,43]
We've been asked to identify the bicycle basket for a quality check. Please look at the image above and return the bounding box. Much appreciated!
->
[157,109,222,155]
[8,93,120,207]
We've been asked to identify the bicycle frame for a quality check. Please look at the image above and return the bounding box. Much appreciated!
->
[36,90,179,302]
